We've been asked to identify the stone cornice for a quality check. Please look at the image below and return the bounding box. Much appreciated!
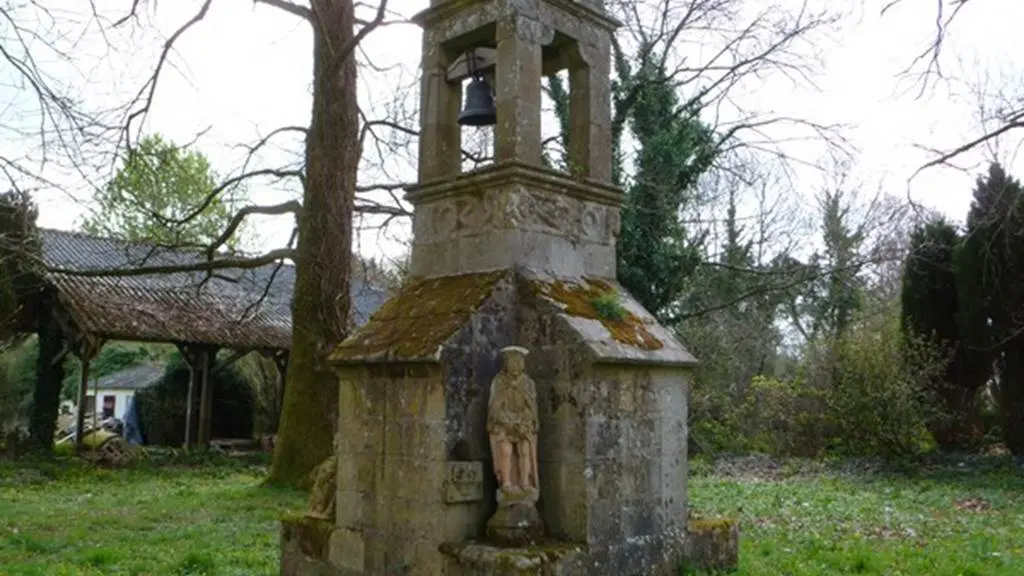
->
[546,0,622,31]
[413,0,491,29]
[413,0,621,32]
[404,161,625,206]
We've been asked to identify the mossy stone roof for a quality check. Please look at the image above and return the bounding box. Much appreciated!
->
[329,270,508,363]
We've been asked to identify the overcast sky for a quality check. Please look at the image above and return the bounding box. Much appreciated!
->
[3,0,1022,264]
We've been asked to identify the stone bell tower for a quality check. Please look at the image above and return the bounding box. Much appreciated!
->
[278,1,698,575]
[408,0,620,280]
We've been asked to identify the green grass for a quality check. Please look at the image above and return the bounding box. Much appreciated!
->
[688,456,1024,575]
[0,453,304,576]
[2,453,1022,575]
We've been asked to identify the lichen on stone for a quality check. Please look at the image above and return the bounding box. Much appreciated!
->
[528,277,663,350]
[281,514,334,560]
[329,270,508,362]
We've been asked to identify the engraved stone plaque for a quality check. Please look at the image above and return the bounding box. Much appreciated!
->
[445,461,484,504]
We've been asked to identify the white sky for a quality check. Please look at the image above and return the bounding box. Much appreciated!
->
[3,0,1023,265]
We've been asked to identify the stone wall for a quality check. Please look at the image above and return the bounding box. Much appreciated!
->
[517,276,691,574]
[334,364,449,575]
[329,270,693,575]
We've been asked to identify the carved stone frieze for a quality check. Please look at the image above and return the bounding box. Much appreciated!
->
[606,206,621,239]
[434,201,457,239]
[495,189,528,229]
[457,193,493,233]
[580,203,604,241]
[413,188,618,246]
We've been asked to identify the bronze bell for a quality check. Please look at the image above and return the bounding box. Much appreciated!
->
[458,76,497,127]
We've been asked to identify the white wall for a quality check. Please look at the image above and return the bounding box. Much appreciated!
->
[88,389,136,421]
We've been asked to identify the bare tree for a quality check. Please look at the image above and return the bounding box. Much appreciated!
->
[0,0,407,483]
[882,0,1024,170]
[585,0,851,177]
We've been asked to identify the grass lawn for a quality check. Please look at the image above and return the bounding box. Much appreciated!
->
[688,456,1024,575]
[0,453,304,576]
[1,453,1022,575]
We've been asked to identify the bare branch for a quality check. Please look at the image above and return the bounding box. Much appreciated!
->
[206,200,302,258]
[254,0,314,22]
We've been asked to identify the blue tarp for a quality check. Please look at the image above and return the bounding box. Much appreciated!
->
[123,396,144,445]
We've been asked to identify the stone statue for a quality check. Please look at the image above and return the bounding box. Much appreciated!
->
[487,346,539,496]
[305,454,337,521]
[485,346,545,545]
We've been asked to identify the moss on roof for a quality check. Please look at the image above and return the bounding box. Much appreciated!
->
[329,270,508,363]
[527,277,663,351]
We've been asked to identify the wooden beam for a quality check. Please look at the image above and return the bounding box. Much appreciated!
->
[446,48,497,83]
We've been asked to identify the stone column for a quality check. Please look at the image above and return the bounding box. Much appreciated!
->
[419,34,462,182]
[569,37,612,183]
[494,15,545,166]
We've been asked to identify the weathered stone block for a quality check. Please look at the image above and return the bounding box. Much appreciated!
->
[683,518,740,573]
[328,527,366,572]
[445,460,485,503]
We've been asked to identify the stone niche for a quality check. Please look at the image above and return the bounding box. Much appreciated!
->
[306,267,695,576]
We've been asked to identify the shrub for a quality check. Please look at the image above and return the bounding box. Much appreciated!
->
[233,352,283,435]
[823,314,945,459]
[135,352,254,446]
[734,375,830,457]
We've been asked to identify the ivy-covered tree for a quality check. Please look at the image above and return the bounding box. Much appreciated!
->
[900,217,987,448]
[617,74,717,318]
[960,162,1024,454]
[0,191,41,346]
[548,57,718,319]
[81,134,246,248]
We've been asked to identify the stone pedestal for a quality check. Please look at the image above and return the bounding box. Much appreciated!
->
[440,541,585,576]
[486,488,544,546]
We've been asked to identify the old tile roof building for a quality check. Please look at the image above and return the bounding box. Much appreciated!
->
[39,228,388,350]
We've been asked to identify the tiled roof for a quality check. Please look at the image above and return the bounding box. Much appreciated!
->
[39,228,388,350]
[91,364,165,391]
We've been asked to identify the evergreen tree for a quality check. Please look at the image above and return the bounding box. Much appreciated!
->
[900,217,986,447]
[960,162,1024,453]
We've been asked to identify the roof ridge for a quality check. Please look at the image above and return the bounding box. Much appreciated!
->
[39,227,296,269]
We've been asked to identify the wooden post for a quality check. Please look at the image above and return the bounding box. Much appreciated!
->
[181,345,197,451]
[74,357,90,448]
[72,336,102,449]
[197,347,215,447]
[273,351,288,432]
[274,351,288,408]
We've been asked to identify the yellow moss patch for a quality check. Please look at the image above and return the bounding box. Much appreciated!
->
[688,517,739,535]
[529,278,663,350]
[330,271,507,362]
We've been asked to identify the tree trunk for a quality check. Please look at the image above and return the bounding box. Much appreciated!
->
[28,308,65,453]
[268,0,358,487]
